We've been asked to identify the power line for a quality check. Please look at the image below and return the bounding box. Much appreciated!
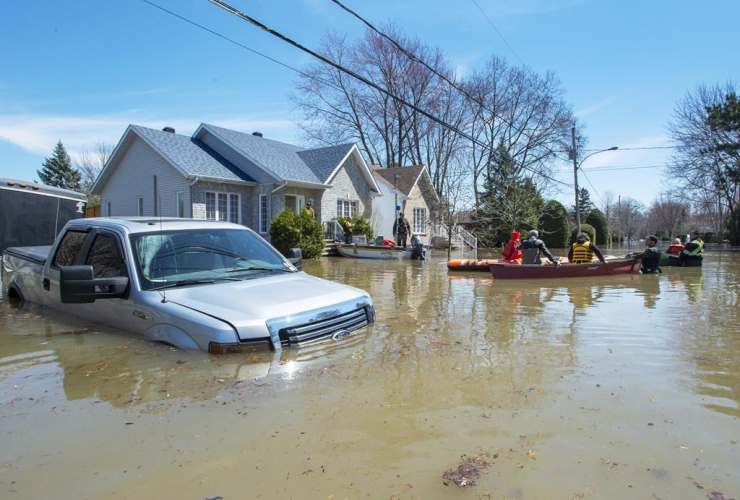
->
[199,0,573,188]
[325,0,532,141]
[581,146,677,152]
[578,168,604,207]
[469,0,525,66]
[554,164,670,173]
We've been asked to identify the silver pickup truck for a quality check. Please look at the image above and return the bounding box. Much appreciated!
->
[1,217,374,353]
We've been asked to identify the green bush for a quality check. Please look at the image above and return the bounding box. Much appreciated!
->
[585,208,610,247]
[539,200,570,249]
[336,215,374,241]
[570,223,596,245]
[269,209,325,259]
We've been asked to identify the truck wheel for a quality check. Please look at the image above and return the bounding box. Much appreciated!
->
[7,285,24,307]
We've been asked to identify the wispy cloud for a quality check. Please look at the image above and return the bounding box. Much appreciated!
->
[116,87,176,97]
[0,112,300,158]
[575,95,617,118]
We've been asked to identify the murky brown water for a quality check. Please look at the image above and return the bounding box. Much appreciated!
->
[1,248,739,499]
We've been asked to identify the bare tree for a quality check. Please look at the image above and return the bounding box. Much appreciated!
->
[465,56,575,206]
[614,196,644,244]
[290,25,467,201]
[75,140,114,201]
[647,191,689,239]
[667,82,740,244]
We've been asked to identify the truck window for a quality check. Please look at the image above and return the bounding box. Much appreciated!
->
[52,231,88,267]
[86,234,126,278]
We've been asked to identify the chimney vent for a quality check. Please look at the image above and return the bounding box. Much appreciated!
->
[252,131,263,137]
[162,126,175,133]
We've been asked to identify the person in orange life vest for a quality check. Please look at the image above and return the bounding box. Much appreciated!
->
[666,237,684,255]
[500,231,523,264]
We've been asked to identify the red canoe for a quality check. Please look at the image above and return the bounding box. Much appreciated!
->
[489,258,640,279]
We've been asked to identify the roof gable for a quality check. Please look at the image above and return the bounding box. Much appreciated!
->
[297,143,355,183]
[373,165,425,196]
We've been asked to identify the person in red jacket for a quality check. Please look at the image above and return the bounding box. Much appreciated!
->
[500,231,523,264]
[666,238,684,255]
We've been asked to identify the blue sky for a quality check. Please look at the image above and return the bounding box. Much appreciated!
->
[1,0,738,209]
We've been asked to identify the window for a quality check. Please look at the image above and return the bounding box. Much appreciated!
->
[337,200,358,218]
[106,201,112,217]
[413,207,426,234]
[86,234,126,278]
[259,194,268,233]
[137,197,144,216]
[52,231,88,268]
[205,191,240,223]
[176,191,185,218]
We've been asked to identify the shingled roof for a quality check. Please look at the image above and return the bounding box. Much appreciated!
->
[131,126,255,182]
[372,165,425,196]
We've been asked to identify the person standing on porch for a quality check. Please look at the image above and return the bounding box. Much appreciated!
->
[393,212,411,249]
[302,201,316,220]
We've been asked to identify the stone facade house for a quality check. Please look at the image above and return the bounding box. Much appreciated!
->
[371,165,439,245]
[91,124,381,239]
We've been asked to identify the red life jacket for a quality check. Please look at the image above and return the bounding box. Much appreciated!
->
[666,244,683,255]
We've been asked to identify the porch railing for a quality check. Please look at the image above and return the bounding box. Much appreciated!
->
[324,220,344,242]
[432,224,477,259]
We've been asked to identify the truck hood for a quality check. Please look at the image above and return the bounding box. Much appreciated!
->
[161,272,371,340]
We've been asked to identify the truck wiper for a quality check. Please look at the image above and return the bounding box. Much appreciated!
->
[151,276,246,290]
[225,266,293,274]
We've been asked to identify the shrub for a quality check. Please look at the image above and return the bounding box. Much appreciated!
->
[337,215,374,241]
[585,208,610,247]
[539,200,570,249]
[570,223,596,245]
[269,209,325,259]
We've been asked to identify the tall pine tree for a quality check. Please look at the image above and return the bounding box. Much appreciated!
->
[37,140,82,192]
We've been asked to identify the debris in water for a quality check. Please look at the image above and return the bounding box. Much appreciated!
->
[707,492,735,500]
[441,453,491,488]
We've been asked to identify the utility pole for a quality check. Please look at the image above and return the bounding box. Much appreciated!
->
[571,124,581,233]
[394,172,399,239]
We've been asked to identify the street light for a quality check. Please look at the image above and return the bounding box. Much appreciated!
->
[571,125,618,233]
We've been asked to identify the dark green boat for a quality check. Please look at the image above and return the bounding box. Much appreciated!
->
[659,253,702,267]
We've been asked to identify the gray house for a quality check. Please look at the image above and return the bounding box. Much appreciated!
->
[92,124,381,238]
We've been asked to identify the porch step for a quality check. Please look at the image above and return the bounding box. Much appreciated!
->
[323,239,339,257]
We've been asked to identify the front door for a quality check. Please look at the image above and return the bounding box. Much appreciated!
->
[285,195,305,214]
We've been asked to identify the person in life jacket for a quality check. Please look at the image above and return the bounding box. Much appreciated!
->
[302,201,316,220]
[629,234,662,274]
[666,237,684,255]
[517,229,560,266]
[568,232,606,264]
[679,230,704,265]
[500,231,523,264]
[341,217,354,244]
[393,212,411,249]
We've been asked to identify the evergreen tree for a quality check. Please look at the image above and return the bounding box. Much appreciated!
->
[474,142,545,246]
[585,208,610,246]
[571,187,594,222]
[539,200,570,249]
[37,140,82,192]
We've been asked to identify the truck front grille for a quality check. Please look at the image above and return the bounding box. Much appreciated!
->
[278,307,371,347]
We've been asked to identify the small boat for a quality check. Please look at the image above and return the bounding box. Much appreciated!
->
[336,242,413,259]
[659,253,702,267]
[489,257,640,279]
[447,259,503,271]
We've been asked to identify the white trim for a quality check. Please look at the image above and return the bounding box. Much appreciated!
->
[176,191,185,217]
[258,193,269,234]
[205,190,241,224]
[0,185,86,203]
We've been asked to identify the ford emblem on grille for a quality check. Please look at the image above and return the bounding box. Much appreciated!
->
[331,329,352,341]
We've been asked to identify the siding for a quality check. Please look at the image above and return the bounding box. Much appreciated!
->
[199,130,278,185]
[321,154,374,222]
[99,136,190,218]
[371,177,398,240]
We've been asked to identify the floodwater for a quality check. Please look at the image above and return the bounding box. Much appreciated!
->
[1,248,739,499]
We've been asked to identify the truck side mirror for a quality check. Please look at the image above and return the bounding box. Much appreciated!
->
[60,265,129,304]
[286,247,303,271]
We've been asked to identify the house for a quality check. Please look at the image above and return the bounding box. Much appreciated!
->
[91,125,381,238]
[371,165,439,244]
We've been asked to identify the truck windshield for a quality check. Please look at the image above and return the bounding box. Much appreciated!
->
[130,228,295,290]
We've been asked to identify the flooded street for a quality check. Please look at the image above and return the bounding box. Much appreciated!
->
[1,249,739,499]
